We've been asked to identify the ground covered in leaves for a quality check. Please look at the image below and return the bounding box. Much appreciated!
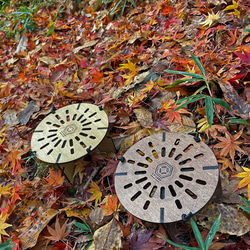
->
[0,0,250,249]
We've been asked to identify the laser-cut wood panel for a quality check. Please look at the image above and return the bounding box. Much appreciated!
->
[31,103,108,164]
[115,132,219,223]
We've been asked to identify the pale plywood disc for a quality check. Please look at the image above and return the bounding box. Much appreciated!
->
[115,132,219,223]
[31,103,108,164]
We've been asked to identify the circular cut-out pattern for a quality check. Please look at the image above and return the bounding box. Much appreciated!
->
[115,132,219,223]
[31,103,108,164]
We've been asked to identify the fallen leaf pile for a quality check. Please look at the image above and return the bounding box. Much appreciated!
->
[0,0,250,249]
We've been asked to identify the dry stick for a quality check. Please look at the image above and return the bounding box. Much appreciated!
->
[83,165,101,190]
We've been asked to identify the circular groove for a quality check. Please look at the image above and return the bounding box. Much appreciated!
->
[115,132,219,223]
[31,103,108,164]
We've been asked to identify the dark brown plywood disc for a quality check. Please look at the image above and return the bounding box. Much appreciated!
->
[115,132,219,223]
[31,103,108,164]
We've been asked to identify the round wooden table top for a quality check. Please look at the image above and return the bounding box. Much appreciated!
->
[31,103,108,164]
[115,132,219,223]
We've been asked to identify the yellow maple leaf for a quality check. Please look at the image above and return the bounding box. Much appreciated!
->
[223,0,240,16]
[119,60,139,75]
[197,116,209,132]
[119,60,140,85]
[234,167,250,199]
[0,184,11,199]
[73,160,89,183]
[0,212,12,243]
[140,80,155,93]
[201,11,220,27]
[87,181,102,206]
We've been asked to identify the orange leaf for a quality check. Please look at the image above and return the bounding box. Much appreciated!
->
[46,216,70,242]
[161,100,191,126]
[87,181,102,206]
[45,169,64,187]
[213,129,245,163]
[100,194,118,217]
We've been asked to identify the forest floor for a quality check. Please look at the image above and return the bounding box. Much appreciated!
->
[0,0,250,249]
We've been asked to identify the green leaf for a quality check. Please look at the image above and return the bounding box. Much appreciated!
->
[191,218,205,250]
[238,196,250,214]
[73,221,90,233]
[110,0,123,15]
[191,53,206,76]
[177,94,205,104]
[228,119,250,126]
[158,236,200,250]
[129,0,137,8]
[121,0,127,16]
[175,95,205,111]
[205,96,214,127]
[0,237,16,250]
[165,78,203,89]
[212,98,230,111]
[165,69,204,79]
[204,214,221,250]
[46,21,56,36]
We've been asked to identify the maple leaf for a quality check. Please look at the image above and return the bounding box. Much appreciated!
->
[140,80,155,93]
[0,212,12,243]
[234,167,250,199]
[4,141,25,174]
[217,156,235,172]
[223,0,240,16]
[161,100,191,126]
[197,116,209,132]
[119,60,139,75]
[201,11,220,27]
[45,169,65,187]
[100,194,118,217]
[73,160,89,183]
[46,216,70,242]
[235,50,250,64]
[87,181,102,206]
[119,60,140,86]
[89,68,104,84]
[0,184,11,199]
[102,159,118,177]
[213,130,245,163]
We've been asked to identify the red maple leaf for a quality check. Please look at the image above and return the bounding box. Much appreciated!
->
[161,100,190,125]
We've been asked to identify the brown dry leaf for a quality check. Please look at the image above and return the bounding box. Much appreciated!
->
[119,128,162,153]
[133,107,153,127]
[165,115,196,133]
[19,208,58,249]
[151,91,176,110]
[220,171,247,204]
[218,81,250,120]
[73,40,98,53]
[17,100,40,125]
[3,109,18,127]
[193,203,250,236]
[89,207,105,226]
[89,218,122,250]
[46,216,69,241]
[63,205,90,222]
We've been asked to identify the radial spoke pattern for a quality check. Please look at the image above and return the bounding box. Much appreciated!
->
[115,132,219,223]
[31,103,108,164]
